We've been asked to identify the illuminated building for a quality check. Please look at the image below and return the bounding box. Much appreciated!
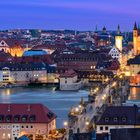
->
[96,106,140,134]
[133,22,140,55]
[93,26,111,47]
[59,69,82,91]
[115,25,123,52]
[109,46,122,64]
[0,62,47,84]
[127,55,140,85]
[0,40,24,57]
[10,44,24,57]
[0,104,56,140]
[127,55,140,76]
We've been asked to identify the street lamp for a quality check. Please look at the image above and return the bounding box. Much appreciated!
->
[112,82,116,87]
[86,121,89,126]
[75,107,79,112]
[64,121,68,128]
[78,105,82,108]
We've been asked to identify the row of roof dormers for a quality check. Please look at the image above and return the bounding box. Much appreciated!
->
[0,104,56,123]
[0,62,47,71]
[96,105,140,125]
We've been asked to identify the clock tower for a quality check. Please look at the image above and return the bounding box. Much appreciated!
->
[115,25,123,52]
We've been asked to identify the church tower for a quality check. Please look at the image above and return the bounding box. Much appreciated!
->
[133,22,138,55]
[115,24,123,52]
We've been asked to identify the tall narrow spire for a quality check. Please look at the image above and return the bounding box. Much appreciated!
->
[94,25,98,33]
[117,24,120,34]
[134,22,137,30]
[95,25,98,32]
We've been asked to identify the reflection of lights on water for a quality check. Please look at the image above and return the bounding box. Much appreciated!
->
[131,87,137,99]
[6,89,11,95]
[1,89,12,96]
[1,89,12,102]
[52,87,56,93]
[52,87,56,91]
[129,87,140,100]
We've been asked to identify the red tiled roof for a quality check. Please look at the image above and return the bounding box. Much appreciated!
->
[0,51,12,62]
[0,104,56,123]
[32,44,66,50]
[60,69,77,78]
[0,38,23,48]
[107,59,120,70]
[12,55,53,64]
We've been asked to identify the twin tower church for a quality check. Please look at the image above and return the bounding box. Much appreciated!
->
[95,22,140,57]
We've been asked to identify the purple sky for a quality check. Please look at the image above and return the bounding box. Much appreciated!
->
[0,0,140,31]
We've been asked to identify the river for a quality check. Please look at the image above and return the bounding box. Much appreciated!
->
[0,87,88,128]
[1,86,138,128]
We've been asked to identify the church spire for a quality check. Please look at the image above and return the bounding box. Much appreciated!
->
[94,25,98,33]
[134,21,137,30]
[117,24,120,35]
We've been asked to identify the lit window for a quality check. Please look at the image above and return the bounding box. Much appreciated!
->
[2,133,6,139]
[8,134,11,139]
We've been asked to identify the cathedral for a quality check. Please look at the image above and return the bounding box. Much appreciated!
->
[133,22,140,55]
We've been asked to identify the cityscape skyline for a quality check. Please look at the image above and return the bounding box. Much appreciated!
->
[0,0,140,31]
[0,1,140,139]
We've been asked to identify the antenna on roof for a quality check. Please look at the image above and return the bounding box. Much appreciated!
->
[8,105,11,112]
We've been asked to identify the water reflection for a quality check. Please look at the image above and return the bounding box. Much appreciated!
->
[1,89,13,103]
[0,87,88,128]
[129,87,140,100]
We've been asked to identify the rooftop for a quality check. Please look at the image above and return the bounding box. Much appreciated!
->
[0,103,56,123]
[60,69,77,78]
[127,55,140,65]
[0,62,47,71]
[23,50,48,56]
[96,106,140,125]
